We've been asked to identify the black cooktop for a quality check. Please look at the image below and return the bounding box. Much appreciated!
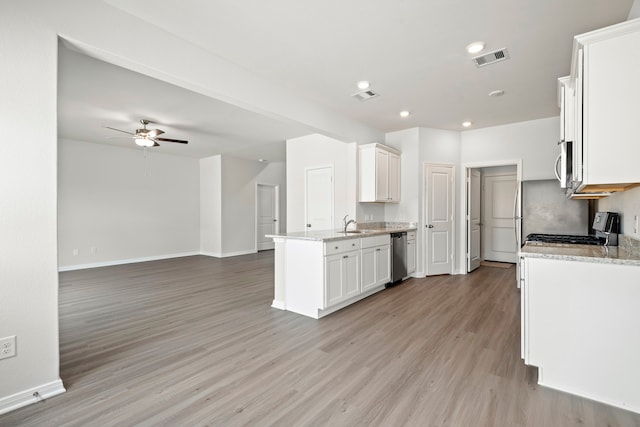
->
[525,233,604,246]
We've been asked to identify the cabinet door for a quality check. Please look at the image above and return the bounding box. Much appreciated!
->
[387,153,401,202]
[324,254,344,308]
[361,247,377,292]
[375,149,389,201]
[344,251,361,299]
[325,251,360,307]
[407,239,416,274]
[375,245,391,286]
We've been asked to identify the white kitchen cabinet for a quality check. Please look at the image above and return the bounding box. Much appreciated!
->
[278,234,390,319]
[359,143,401,202]
[361,234,391,292]
[520,255,640,412]
[324,250,360,307]
[563,19,640,195]
[407,231,416,275]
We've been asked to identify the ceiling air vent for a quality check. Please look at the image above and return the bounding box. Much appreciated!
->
[472,48,510,68]
[352,90,380,101]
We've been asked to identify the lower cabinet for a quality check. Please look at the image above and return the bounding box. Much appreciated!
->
[280,234,392,319]
[520,255,640,412]
[324,250,361,307]
[361,244,391,292]
[407,234,416,275]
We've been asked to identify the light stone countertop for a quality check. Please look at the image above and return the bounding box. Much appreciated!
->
[520,241,640,266]
[267,226,417,242]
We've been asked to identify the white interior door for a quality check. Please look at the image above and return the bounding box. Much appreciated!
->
[467,169,481,272]
[257,184,277,251]
[482,174,517,263]
[425,164,454,276]
[305,166,333,231]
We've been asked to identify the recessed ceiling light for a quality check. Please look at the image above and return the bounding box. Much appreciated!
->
[466,42,485,54]
[357,80,370,90]
[399,110,411,118]
[488,89,505,97]
[462,121,472,128]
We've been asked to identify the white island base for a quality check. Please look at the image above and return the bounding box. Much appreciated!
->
[271,232,394,319]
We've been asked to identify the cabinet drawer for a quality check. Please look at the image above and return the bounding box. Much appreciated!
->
[407,231,416,240]
[360,234,390,249]
[324,239,361,255]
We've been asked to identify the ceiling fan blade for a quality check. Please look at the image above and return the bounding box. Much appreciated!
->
[155,137,188,144]
[147,129,165,137]
[153,142,160,147]
[105,126,135,135]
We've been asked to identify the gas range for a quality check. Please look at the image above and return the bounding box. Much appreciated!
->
[525,233,604,246]
[525,211,620,247]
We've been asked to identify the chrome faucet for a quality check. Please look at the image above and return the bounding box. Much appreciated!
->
[343,214,356,233]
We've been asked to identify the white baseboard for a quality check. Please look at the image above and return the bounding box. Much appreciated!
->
[0,379,65,416]
[200,249,257,258]
[58,252,200,272]
[271,299,286,310]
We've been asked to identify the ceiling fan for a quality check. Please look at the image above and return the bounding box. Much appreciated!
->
[106,119,188,147]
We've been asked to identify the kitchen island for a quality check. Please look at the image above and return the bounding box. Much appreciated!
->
[268,224,416,319]
[519,238,640,414]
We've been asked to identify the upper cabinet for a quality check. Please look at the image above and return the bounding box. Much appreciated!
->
[562,19,640,197]
[359,143,401,203]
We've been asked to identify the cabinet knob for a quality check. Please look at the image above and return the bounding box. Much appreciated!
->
[307,224,311,228]
[335,246,339,250]
[343,255,348,259]
[376,248,381,251]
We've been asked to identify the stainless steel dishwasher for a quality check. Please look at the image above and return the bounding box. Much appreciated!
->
[389,232,407,285]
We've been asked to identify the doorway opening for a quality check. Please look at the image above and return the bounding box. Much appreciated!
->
[256,183,279,251]
[464,160,522,274]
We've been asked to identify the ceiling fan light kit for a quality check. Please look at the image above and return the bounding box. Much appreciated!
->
[106,119,188,148]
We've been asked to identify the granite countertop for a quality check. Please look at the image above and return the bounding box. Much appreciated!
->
[520,241,640,266]
[267,223,417,242]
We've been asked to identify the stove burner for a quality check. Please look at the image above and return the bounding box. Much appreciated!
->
[526,233,604,246]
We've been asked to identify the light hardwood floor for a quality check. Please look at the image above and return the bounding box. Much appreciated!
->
[2,252,639,426]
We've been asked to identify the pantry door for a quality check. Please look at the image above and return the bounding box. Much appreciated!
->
[424,163,455,276]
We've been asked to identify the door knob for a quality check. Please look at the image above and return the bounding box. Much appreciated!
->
[273,219,277,222]
[427,224,434,228]
[307,224,311,228]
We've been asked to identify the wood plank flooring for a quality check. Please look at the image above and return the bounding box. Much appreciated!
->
[2,252,639,426]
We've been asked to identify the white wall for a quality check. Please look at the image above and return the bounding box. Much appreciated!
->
[286,134,357,233]
[0,7,62,408]
[58,140,200,269]
[461,117,559,181]
[0,1,382,412]
[597,186,640,238]
[383,127,462,276]
[383,128,420,224]
[200,155,222,255]
[201,155,287,256]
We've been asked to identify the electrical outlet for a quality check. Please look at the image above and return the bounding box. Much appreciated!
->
[0,336,16,360]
